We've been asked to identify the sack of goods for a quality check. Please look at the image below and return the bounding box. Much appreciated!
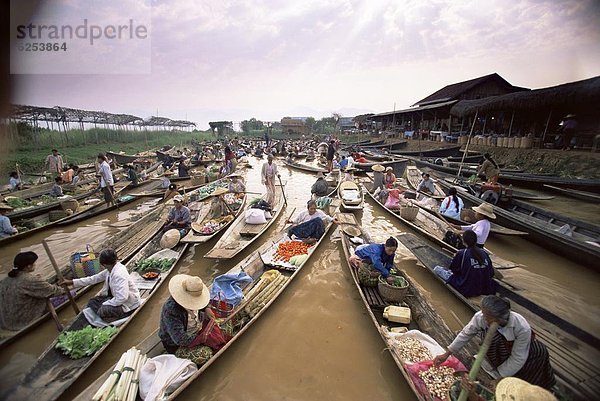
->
[245,208,267,225]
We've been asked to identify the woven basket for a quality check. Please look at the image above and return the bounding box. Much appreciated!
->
[191,175,206,186]
[378,275,409,303]
[61,199,79,212]
[399,204,419,221]
[49,210,69,222]
[357,263,380,287]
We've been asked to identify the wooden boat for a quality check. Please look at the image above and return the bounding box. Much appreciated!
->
[430,169,554,202]
[397,233,600,401]
[405,165,446,199]
[543,184,600,203]
[365,174,526,237]
[6,188,99,221]
[414,158,600,192]
[0,206,169,351]
[282,159,327,174]
[5,232,189,401]
[106,151,142,165]
[341,139,385,150]
[204,182,286,259]
[73,208,338,401]
[339,220,485,400]
[339,179,363,211]
[360,140,407,151]
[56,195,138,225]
[363,183,521,270]
[434,175,600,269]
[391,144,462,158]
[181,178,247,244]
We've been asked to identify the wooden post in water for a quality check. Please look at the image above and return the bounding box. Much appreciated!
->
[456,110,478,182]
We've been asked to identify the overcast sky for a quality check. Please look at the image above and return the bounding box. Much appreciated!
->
[10,0,600,129]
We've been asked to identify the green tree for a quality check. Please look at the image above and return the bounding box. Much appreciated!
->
[305,117,316,132]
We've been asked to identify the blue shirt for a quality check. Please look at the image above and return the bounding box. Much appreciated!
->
[355,243,394,277]
[339,159,349,169]
[447,247,496,297]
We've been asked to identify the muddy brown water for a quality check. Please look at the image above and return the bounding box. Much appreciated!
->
[0,157,598,401]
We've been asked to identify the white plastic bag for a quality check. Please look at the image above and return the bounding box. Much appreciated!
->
[245,208,267,224]
[139,355,198,401]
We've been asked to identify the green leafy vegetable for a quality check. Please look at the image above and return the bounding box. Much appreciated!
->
[56,326,118,359]
[133,257,176,272]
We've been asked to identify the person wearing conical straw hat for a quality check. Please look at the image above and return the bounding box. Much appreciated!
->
[450,202,496,247]
[0,203,17,238]
[311,171,329,198]
[371,164,385,192]
[454,375,557,401]
[159,274,229,365]
[436,295,556,393]
[384,166,396,189]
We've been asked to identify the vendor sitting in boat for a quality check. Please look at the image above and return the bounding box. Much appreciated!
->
[178,161,190,178]
[434,295,556,390]
[287,200,338,244]
[125,165,139,186]
[439,187,464,220]
[165,194,192,233]
[50,176,64,197]
[416,173,435,194]
[311,172,329,198]
[384,188,403,210]
[478,153,500,184]
[0,251,65,331]
[0,203,18,238]
[349,237,398,283]
[159,274,229,366]
[9,171,22,191]
[62,249,141,323]
[450,203,495,248]
[228,173,246,195]
[433,230,497,297]
[384,167,396,189]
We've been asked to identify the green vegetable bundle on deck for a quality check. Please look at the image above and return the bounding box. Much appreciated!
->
[56,326,118,359]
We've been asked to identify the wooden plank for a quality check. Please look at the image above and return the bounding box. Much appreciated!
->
[336,212,358,225]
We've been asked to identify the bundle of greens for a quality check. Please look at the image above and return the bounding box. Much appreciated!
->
[56,326,118,359]
[132,257,176,272]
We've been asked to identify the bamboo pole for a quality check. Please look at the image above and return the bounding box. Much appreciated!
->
[541,110,553,148]
[457,322,499,401]
[455,110,479,182]
[508,111,515,137]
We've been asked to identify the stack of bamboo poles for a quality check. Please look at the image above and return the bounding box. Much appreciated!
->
[93,347,147,401]
[242,270,288,318]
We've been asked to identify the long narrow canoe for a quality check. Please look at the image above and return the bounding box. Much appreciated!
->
[339,221,485,401]
[414,158,600,192]
[73,209,338,401]
[363,183,521,270]
[543,184,600,203]
[282,159,327,174]
[106,151,142,165]
[0,206,170,351]
[360,140,407,151]
[204,183,286,259]
[339,179,364,212]
[391,144,462,158]
[367,174,526,236]
[405,165,446,198]
[433,172,600,269]
[397,232,600,401]
[5,233,189,401]
[181,177,248,244]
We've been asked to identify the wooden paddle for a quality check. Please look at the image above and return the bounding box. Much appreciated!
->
[42,240,81,314]
[276,174,288,207]
[46,299,64,331]
[280,207,297,233]
[457,321,499,401]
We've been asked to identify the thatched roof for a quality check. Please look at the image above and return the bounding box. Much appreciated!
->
[450,76,600,117]
[414,73,528,107]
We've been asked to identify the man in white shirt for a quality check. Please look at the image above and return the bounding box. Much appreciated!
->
[97,153,115,206]
[62,249,141,322]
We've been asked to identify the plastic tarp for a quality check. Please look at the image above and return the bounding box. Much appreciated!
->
[209,271,253,306]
